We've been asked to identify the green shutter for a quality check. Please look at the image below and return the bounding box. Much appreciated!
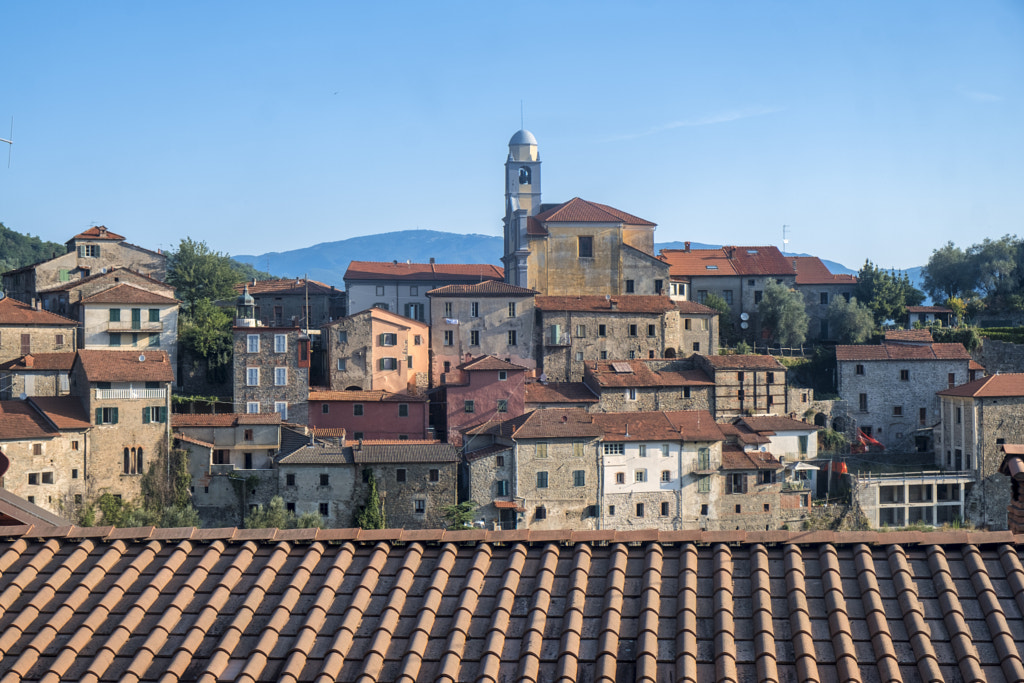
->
[95,408,102,424]
[159,407,167,423]
[142,408,150,424]
[149,308,159,322]
[111,407,118,424]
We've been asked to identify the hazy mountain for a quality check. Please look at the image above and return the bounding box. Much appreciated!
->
[236,230,864,288]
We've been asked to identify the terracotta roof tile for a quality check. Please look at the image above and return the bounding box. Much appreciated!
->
[74,349,174,383]
[0,400,60,440]
[720,446,782,470]
[674,299,719,315]
[736,415,818,433]
[232,277,338,296]
[534,197,656,226]
[791,256,858,285]
[28,396,90,430]
[0,297,78,326]
[938,373,1024,398]
[885,328,935,342]
[837,341,971,361]
[344,261,503,283]
[456,355,527,372]
[524,381,598,404]
[79,283,178,306]
[585,359,714,388]
[511,409,604,439]
[535,294,675,313]
[171,412,282,427]
[0,352,76,372]
[426,280,538,297]
[307,389,425,402]
[661,245,798,278]
[71,225,125,241]
[701,353,786,371]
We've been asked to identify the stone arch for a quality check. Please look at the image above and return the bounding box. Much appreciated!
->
[664,347,677,359]
[814,412,827,427]
[345,385,362,391]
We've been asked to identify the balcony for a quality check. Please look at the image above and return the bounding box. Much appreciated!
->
[94,387,167,400]
[107,321,164,333]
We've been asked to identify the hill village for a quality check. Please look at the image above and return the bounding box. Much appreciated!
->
[1,129,1023,535]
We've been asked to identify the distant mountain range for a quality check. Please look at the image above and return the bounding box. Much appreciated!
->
[235,230,888,290]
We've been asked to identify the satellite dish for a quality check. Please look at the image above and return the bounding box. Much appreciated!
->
[0,291,5,300]
[740,312,749,321]
[18,392,27,401]
[138,354,146,362]
[740,322,749,329]
[101,268,107,274]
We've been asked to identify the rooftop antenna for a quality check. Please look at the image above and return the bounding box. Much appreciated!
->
[0,117,12,168]
[782,224,790,254]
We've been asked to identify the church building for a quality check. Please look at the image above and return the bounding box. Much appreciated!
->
[501,130,669,297]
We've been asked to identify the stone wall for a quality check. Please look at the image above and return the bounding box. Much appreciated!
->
[429,295,536,383]
[357,461,458,529]
[975,339,1024,374]
[278,463,357,528]
[233,328,309,422]
[0,323,77,365]
[591,386,713,414]
[518,439,599,530]
[0,430,86,519]
[712,474,785,531]
[538,310,669,383]
[466,446,515,529]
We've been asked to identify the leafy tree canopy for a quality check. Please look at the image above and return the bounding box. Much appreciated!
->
[757,280,808,347]
[826,295,875,344]
[702,292,739,345]
[179,298,234,369]
[166,237,245,313]
[922,241,975,301]
[82,449,199,528]
[854,260,924,325]
[356,473,387,529]
[441,501,478,530]
[0,222,65,278]
[244,496,323,529]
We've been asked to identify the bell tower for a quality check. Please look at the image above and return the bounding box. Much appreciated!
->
[503,129,541,287]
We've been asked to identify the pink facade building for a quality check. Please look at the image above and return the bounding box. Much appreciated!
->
[308,389,430,441]
[444,356,527,446]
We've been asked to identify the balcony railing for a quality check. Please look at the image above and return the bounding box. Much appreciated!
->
[94,387,167,400]
[107,321,164,333]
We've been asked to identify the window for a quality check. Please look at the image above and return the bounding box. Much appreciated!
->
[723,290,733,305]
[498,371,508,381]
[536,443,548,458]
[820,292,829,305]
[337,359,347,371]
[274,367,287,385]
[766,372,775,385]
[496,455,505,467]
[598,324,607,337]
[799,435,808,454]
[411,498,427,515]
[759,471,772,485]
[754,290,763,304]
[956,407,962,424]
[109,333,121,347]
[320,502,330,516]
[96,407,118,425]
[379,357,398,370]
[275,402,288,420]
[508,330,517,346]
[535,506,547,520]
[736,504,742,514]
[148,333,160,348]
[508,302,517,317]
[444,330,454,346]
[354,404,364,416]
[661,501,670,516]
[497,399,508,413]
[636,503,645,517]
[635,469,647,482]
[948,372,956,388]
[28,473,38,485]
[354,432,363,440]
[900,369,910,381]
[893,406,903,417]
[398,403,409,417]
[376,285,386,296]
[142,406,167,423]
[920,407,928,426]
[855,364,864,375]
[247,334,259,353]
[429,469,440,482]
[464,400,475,413]
[683,386,691,399]
[692,342,700,352]
[338,330,348,344]
[654,279,663,294]
[247,402,259,414]
[647,324,656,337]
[575,351,584,361]
[575,324,586,338]
[247,368,259,386]
[470,330,480,345]
[409,285,418,296]
[273,334,287,353]
[470,302,479,318]
[32,443,43,456]
[55,333,65,348]
[615,472,625,484]
[609,505,616,516]
[379,333,397,346]
[603,443,624,455]
[639,444,647,457]
[625,280,635,293]
[578,235,593,258]
[537,471,549,488]
[661,470,671,482]
[697,447,710,470]
[600,351,608,360]
[444,302,453,317]
[147,308,160,324]
[727,473,747,494]
[859,394,868,412]
[572,470,585,487]
[628,324,638,337]
[496,480,509,496]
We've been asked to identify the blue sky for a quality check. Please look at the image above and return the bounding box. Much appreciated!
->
[1,1,1021,271]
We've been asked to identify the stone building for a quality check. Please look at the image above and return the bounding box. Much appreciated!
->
[321,307,429,394]
[0,296,77,365]
[233,325,311,423]
[0,352,75,400]
[524,381,598,411]
[276,426,357,528]
[535,295,678,382]
[0,397,90,517]
[307,389,429,441]
[1,226,166,305]
[836,339,972,450]
[693,354,788,419]
[426,280,538,382]
[582,359,714,414]
[233,277,346,328]
[501,129,669,296]
[730,415,820,462]
[441,356,527,446]
[344,260,504,323]
[68,349,174,502]
[353,441,460,529]
[716,447,787,531]
[34,267,174,319]
[172,412,281,527]
[791,256,858,340]
[671,300,720,356]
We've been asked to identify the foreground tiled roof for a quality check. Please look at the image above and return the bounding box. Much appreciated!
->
[171,412,283,427]
[79,283,178,306]
[0,527,1022,682]
[938,373,1024,398]
[836,342,972,362]
[74,349,174,383]
[533,197,656,226]
[344,261,504,282]
[0,352,76,372]
[524,382,598,404]
[426,280,538,297]
[0,297,78,326]
[535,294,675,313]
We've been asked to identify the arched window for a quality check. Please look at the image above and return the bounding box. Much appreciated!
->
[123,448,131,474]
[136,447,144,475]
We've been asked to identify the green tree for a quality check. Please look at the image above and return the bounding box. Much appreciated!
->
[757,280,808,346]
[922,241,976,301]
[178,298,234,370]
[826,296,875,344]
[0,222,64,277]
[703,292,738,345]
[166,238,243,313]
[83,448,200,527]
[243,496,324,529]
[945,296,966,327]
[855,260,924,326]
[356,472,387,529]
[441,501,478,530]
[818,428,848,454]
[969,235,1018,300]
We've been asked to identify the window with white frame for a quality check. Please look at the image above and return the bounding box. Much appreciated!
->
[603,443,624,455]
[274,334,287,353]
[635,469,647,482]
[275,367,287,385]
[627,388,637,401]
[337,358,347,371]
[275,402,288,420]
[247,335,259,353]
[246,368,259,386]
[247,402,259,414]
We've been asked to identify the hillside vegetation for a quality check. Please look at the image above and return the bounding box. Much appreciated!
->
[0,222,65,275]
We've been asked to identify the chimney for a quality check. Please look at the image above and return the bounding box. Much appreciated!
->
[609,298,618,310]
[430,257,436,264]
[24,354,33,368]
[684,241,690,252]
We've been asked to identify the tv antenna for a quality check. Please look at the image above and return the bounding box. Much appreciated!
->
[0,117,12,168]
[782,224,790,254]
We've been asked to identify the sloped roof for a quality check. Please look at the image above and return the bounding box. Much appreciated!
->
[585,360,714,388]
[344,261,504,283]
[836,342,972,362]
[41,266,172,294]
[535,295,675,313]
[351,441,459,463]
[0,400,59,440]
[307,390,426,403]
[701,354,786,371]
[0,352,76,372]
[0,489,69,526]
[232,278,338,296]
[28,396,90,430]
[720,445,783,470]
[791,256,858,285]
[511,409,604,439]
[885,329,934,343]
[736,415,819,434]
[938,373,1024,398]
[457,355,527,372]
[533,197,656,226]
[426,281,538,297]
[171,412,282,427]
[74,349,174,383]
[674,300,719,315]
[323,306,429,331]
[79,283,178,306]
[0,528,1019,681]
[173,433,215,449]
[0,297,78,326]
[524,382,598,404]
[661,245,797,278]
[69,225,125,241]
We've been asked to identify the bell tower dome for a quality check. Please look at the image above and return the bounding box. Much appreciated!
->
[503,129,541,287]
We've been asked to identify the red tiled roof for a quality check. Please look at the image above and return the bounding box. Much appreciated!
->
[674,300,719,315]
[171,412,283,427]
[938,373,1024,398]
[0,400,59,440]
[173,432,215,449]
[585,360,714,388]
[28,396,90,430]
[344,261,503,282]
[884,329,934,342]
[524,382,598,404]
[661,245,797,278]
[720,446,783,470]
[736,415,818,433]
[969,359,985,371]
[701,354,786,371]
[351,441,459,463]
[232,278,338,296]
[3,529,1018,681]
[535,294,675,313]
[0,297,78,326]
[457,355,527,372]
[534,197,656,226]
[722,245,796,276]
[0,489,69,526]
[307,390,425,403]
[0,352,76,372]
[41,266,172,294]
[426,281,537,297]
[791,256,858,285]
[324,306,430,330]
[310,426,347,438]
[74,349,174,383]
[79,283,178,305]
[836,342,972,362]
[70,225,125,241]
[511,409,604,439]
